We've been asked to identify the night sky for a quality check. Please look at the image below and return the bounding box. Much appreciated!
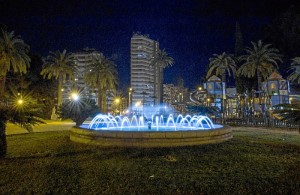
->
[1,0,298,89]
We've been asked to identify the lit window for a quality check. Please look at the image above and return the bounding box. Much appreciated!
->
[270,83,276,89]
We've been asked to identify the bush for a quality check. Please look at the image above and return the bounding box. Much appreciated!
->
[59,98,99,126]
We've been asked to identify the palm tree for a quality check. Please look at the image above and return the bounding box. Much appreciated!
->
[238,40,282,90]
[0,29,30,98]
[206,52,237,85]
[0,92,44,158]
[40,50,76,107]
[84,55,118,113]
[150,49,174,103]
[272,103,300,123]
[288,57,300,84]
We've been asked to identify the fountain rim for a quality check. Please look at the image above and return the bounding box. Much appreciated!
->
[70,125,232,147]
[79,124,224,133]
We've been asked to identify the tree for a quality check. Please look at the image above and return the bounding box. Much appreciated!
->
[150,49,174,103]
[264,5,300,69]
[238,40,282,90]
[288,57,300,84]
[206,52,237,85]
[60,98,99,126]
[234,22,244,57]
[272,103,300,123]
[0,29,30,99]
[28,54,56,119]
[0,92,44,158]
[84,55,118,113]
[40,50,76,107]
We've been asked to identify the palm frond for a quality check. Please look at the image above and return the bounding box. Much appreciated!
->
[272,103,300,122]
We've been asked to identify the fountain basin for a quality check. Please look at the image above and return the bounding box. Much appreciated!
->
[70,125,232,147]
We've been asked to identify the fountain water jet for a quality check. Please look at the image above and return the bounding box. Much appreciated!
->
[85,114,218,131]
[70,105,232,147]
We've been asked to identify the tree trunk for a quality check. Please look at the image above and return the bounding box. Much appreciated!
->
[0,119,7,158]
[57,76,63,108]
[0,75,7,100]
[221,68,226,84]
[221,68,226,117]
[153,65,157,105]
[257,70,262,91]
[103,88,107,113]
[159,67,164,103]
[97,86,103,113]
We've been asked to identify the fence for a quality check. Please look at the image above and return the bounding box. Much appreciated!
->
[214,117,300,129]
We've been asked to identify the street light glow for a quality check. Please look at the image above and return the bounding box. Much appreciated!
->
[17,99,23,105]
[71,93,79,101]
[135,101,141,107]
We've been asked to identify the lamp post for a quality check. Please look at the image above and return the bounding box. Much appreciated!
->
[128,87,133,107]
[71,92,79,101]
[115,98,120,115]
[135,101,141,115]
[141,91,147,116]
[207,98,210,107]
[17,99,23,105]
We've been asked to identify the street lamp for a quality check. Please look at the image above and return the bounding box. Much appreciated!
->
[207,98,210,107]
[128,87,133,107]
[115,98,120,115]
[135,101,141,115]
[71,92,79,101]
[17,99,23,105]
[141,91,147,115]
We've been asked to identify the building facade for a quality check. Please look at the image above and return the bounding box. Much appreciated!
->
[62,48,103,104]
[130,33,160,106]
[163,84,189,113]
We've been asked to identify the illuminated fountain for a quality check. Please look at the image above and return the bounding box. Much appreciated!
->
[85,114,221,131]
[70,105,232,147]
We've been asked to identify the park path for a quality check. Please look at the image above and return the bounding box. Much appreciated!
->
[6,121,299,136]
[230,126,300,135]
[6,120,75,135]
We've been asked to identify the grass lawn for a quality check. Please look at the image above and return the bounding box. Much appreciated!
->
[0,128,299,194]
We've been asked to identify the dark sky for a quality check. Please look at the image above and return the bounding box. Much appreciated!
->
[0,0,298,89]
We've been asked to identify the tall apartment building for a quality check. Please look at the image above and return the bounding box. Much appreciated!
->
[163,84,189,113]
[130,33,160,106]
[62,48,103,104]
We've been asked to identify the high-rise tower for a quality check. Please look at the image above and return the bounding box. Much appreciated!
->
[62,48,103,103]
[130,33,159,106]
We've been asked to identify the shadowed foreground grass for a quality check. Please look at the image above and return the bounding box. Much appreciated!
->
[0,128,299,194]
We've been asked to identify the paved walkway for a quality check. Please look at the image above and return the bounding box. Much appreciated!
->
[6,121,299,136]
[230,126,300,135]
[6,120,75,135]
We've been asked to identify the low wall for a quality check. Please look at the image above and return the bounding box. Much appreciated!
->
[70,126,232,147]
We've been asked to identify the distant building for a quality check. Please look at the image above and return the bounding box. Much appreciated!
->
[62,48,103,104]
[262,72,290,106]
[130,33,160,106]
[163,84,189,113]
[204,75,226,111]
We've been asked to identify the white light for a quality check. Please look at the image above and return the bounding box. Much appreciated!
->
[71,93,79,101]
[17,99,23,105]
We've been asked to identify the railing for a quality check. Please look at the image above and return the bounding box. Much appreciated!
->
[213,117,300,129]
